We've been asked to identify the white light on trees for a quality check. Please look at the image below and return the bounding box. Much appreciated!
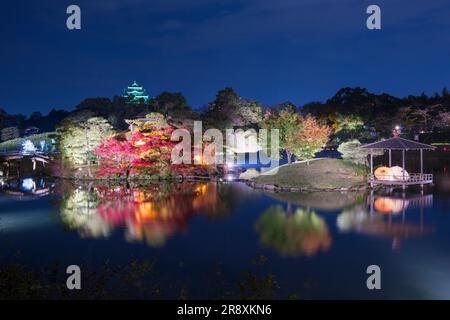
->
[22,140,37,154]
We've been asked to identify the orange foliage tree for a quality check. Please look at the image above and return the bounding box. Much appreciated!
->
[295,115,332,163]
[260,110,331,163]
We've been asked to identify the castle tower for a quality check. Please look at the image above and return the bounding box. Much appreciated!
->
[122,81,150,104]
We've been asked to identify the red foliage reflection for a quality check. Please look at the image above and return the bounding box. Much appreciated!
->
[94,182,222,246]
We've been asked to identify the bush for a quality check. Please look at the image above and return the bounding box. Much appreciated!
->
[337,139,369,165]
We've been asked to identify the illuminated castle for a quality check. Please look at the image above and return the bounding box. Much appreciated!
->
[122,81,150,104]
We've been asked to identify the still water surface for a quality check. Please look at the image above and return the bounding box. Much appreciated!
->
[1,174,450,299]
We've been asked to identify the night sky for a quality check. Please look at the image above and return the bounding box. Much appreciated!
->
[1,0,449,115]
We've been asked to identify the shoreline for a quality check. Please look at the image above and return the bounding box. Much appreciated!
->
[246,180,369,192]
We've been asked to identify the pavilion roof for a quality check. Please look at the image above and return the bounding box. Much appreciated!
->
[360,137,435,150]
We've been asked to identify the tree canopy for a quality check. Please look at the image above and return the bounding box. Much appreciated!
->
[58,113,114,176]
[260,109,331,163]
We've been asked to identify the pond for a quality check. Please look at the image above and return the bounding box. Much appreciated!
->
[1,172,450,299]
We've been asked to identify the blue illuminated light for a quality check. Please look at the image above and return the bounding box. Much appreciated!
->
[22,178,35,191]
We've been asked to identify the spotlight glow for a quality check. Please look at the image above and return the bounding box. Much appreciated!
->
[22,178,35,191]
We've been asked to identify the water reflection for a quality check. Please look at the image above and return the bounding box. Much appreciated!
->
[59,188,107,238]
[260,190,434,255]
[58,181,242,246]
[266,191,366,212]
[337,193,434,250]
[255,205,332,257]
[373,197,409,215]
[0,176,53,197]
[0,176,437,255]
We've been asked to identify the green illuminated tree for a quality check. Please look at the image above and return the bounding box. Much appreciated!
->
[236,99,263,126]
[331,113,364,139]
[58,113,114,177]
[337,139,383,165]
[259,109,301,164]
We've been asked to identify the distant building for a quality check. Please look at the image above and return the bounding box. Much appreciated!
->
[122,81,150,104]
[1,126,19,141]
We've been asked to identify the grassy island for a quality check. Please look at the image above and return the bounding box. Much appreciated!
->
[253,158,367,190]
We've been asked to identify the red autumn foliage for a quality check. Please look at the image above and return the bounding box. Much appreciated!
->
[95,126,194,177]
[95,136,138,177]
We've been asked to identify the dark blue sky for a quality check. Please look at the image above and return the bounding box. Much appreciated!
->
[1,0,449,115]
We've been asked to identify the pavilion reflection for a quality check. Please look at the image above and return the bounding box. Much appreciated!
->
[337,192,434,250]
[0,177,54,197]
[59,181,239,246]
[260,190,434,255]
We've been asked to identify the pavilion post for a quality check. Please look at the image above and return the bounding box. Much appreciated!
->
[389,149,392,167]
[420,149,423,175]
[370,152,373,175]
[420,148,424,189]
[402,149,406,190]
[369,191,374,215]
[402,150,405,172]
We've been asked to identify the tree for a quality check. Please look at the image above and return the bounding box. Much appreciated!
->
[59,113,114,177]
[95,136,138,178]
[134,112,169,131]
[337,139,384,166]
[95,115,191,178]
[29,112,43,122]
[0,108,7,129]
[260,109,301,164]
[150,92,191,117]
[295,115,332,163]
[410,108,432,131]
[326,87,376,121]
[236,99,263,126]
[337,140,367,165]
[260,110,330,164]
[274,102,297,114]
[75,97,113,114]
[436,111,450,129]
[205,87,263,128]
[331,113,364,138]
[1,126,19,142]
[129,128,177,176]
[205,87,240,129]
